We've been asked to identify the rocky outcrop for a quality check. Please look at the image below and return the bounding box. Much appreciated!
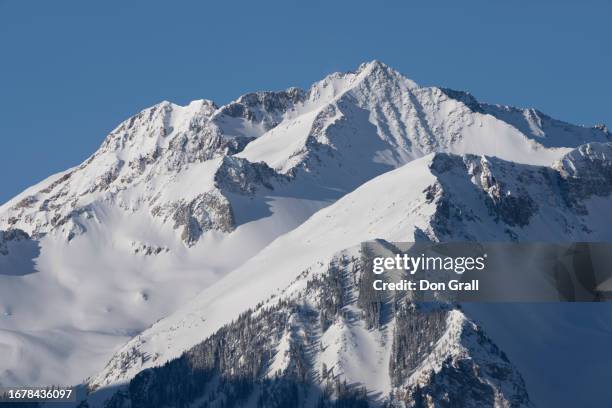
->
[426,153,539,240]
[149,191,234,246]
[554,142,612,213]
[215,156,285,195]
[217,88,305,132]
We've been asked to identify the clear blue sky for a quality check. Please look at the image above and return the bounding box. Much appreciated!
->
[1,0,610,204]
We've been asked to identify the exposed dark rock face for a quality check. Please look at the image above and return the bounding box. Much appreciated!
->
[439,88,484,113]
[89,160,125,193]
[219,88,305,127]
[131,241,169,256]
[144,157,286,246]
[465,157,538,228]
[423,180,477,241]
[215,156,284,196]
[555,143,612,213]
[429,153,539,229]
[423,148,612,241]
[160,192,235,247]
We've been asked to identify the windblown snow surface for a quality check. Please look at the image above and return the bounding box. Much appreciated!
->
[1,61,611,407]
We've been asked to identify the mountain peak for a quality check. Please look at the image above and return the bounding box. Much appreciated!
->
[357,59,387,71]
[306,60,418,104]
[356,59,419,87]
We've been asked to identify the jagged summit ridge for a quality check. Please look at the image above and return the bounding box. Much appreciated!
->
[2,60,609,244]
[441,88,611,147]
[237,60,609,196]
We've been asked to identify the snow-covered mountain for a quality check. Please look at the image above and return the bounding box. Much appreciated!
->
[95,253,532,408]
[1,61,611,406]
[87,143,612,405]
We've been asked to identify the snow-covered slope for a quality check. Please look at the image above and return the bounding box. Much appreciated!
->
[88,144,612,404]
[0,60,610,393]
